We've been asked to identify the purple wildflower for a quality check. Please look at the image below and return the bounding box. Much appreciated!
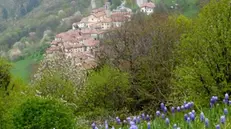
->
[181,105,185,110]
[229,100,231,105]
[173,124,177,129]
[137,116,140,123]
[187,117,191,123]
[190,113,195,121]
[216,124,220,129]
[147,122,151,129]
[177,106,181,112]
[127,117,131,123]
[164,106,167,113]
[200,112,205,122]
[161,103,165,110]
[92,122,96,129]
[225,93,229,100]
[220,116,225,124]
[161,113,165,119]
[205,118,209,127]
[129,125,138,129]
[171,107,175,113]
[224,108,228,115]
[184,103,189,109]
[105,121,108,129]
[165,118,170,126]
[116,117,121,124]
[146,115,150,121]
[184,114,188,121]
[156,111,161,117]
[141,113,145,120]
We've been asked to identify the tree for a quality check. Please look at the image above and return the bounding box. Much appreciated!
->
[32,55,86,105]
[77,65,130,118]
[2,8,8,20]
[0,58,12,95]
[26,0,39,12]
[99,13,192,112]
[173,0,231,106]
[19,4,26,16]
[13,97,76,129]
[111,0,122,9]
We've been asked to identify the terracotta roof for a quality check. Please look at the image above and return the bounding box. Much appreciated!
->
[51,41,59,45]
[101,17,112,23]
[83,38,100,47]
[92,7,105,13]
[93,11,106,18]
[141,2,156,8]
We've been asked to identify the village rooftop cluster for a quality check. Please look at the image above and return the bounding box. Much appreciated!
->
[45,1,155,69]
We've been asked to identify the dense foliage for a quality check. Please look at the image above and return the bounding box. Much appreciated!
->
[173,0,231,106]
[13,97,76,129]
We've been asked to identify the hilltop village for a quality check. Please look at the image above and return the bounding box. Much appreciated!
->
[45,1,155,69]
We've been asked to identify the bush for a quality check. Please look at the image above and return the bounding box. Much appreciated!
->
[13,97,76,129]
[77,65,131,118]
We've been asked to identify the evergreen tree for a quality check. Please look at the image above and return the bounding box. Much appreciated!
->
[2,8,8,20]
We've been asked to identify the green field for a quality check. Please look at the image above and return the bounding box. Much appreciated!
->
[11,58,36,83]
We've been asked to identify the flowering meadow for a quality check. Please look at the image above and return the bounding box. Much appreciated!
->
[92,94,231,129]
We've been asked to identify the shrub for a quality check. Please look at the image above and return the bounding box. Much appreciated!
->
[13,97,76,129]
[77,65,130,118]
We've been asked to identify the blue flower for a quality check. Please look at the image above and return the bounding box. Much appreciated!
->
[177,106,181,112]
[173,124,177,129]
[184,114,188,121]
[216,124,220,129]
[225,93,229,100]
[141,113,145,120]
[190,113,195,121]
[186,117,191,123]
[165,118,170,126]
[220,116,225,124]
[171,107,175,113]
[224,108,228,115]
[161,113,165,119]
[156,111,161,117]
[200,112,205,122]
[184,103,189,109]
[164,106,167,113]
[161,103,165,110]
[116,117,121,124]
[105,121,108,129]
[181,105,185,110]
[129,125,138,129]
[136,116,140,123]
[146,115,150,121]
[91,122,96,129]
[229,100,231,105]
[147,122,151,129]
[205,118,209,128]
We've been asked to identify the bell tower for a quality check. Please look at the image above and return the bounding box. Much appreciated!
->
[104,0,111,17]
[91,0,96,9]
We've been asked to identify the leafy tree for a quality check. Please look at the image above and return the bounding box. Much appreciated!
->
[173,0,231,106]
[0,58,11,95]
[19,4,26,16]
[111,0,122,9]
[2,8,8,20]
[100,13,192,112]
[26,0,39,12]
[32,55,86,104]
[13,97,76,129]
[77,65,130,118]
